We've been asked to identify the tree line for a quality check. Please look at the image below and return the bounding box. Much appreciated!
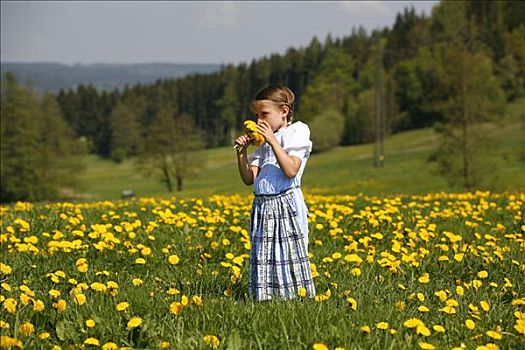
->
[2,1,524,202]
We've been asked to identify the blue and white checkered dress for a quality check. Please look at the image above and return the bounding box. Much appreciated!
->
[248,121,316,301]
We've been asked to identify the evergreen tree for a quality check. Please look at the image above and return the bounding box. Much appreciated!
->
[214,65,240,146]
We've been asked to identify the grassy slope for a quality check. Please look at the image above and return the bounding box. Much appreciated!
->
[77,99,525,201]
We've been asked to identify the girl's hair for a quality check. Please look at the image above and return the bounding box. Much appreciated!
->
[251,85,295,124]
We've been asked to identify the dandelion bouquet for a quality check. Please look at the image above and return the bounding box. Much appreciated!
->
[233,120,264,151]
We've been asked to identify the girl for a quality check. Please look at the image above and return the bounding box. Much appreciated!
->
[234,85,316,301]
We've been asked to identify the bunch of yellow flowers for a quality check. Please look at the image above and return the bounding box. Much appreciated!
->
[233,120,265,151]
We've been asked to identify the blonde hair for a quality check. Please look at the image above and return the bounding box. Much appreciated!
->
[251,85,295,124]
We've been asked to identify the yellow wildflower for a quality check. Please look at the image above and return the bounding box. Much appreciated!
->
[127,317,142,329]
[203,335,220,349]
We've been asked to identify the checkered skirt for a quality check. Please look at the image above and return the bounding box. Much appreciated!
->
[249,189,316,301]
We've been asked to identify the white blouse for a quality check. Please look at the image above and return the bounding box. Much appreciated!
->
[249,121,313,195]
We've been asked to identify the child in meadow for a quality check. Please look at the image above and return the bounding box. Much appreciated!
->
[234,85,316,301]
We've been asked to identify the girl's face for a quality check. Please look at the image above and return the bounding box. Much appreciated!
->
[253,100,288,132]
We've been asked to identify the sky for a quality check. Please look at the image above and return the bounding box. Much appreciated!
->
[1,1,439,66]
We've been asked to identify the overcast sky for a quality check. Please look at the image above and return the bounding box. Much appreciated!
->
[1,1,438,65]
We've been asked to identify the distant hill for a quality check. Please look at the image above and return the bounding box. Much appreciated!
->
[0,62,221,92]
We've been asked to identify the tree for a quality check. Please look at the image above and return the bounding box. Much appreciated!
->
[1,72,83,202]
[214,65,240,146]
[299,47,358,124]
[109,100,141,162]
[1,72,42,201]
[37,93,85,196]
[497,25,525,100]
[137,105,205,192]
[427,2,505,190]
[310,109,345,152]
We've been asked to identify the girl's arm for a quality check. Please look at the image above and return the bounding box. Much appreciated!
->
[235,135,259,185]
[257,121,301,179]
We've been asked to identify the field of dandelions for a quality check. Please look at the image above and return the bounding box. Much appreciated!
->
[1,191,524,350]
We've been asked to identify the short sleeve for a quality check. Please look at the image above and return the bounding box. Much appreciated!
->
[282,121,313,159]
[248,145,262,167]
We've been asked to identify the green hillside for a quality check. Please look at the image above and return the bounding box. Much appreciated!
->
[77,99,525,201]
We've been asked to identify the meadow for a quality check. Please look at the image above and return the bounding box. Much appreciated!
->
[75,97,525,201]
[1,191,524,349]
[1,99,524,349]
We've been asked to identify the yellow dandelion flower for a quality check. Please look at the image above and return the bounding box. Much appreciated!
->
[132,278,143,286]
[377,322,389,330]
[465,319,476,330]
[192,295,203,306]
[86,319,96,328]
[433,325,445,333]
[0,336,23,349]
[298,287,307,297]
[312,344,328,350]
[84,337,100,346]
[480,300,490,312]
[418,273,430,283]
[203,335,220,349]
[456,285,464,296]
[19,322,34,336]
[416,325,431,336]
[75,258,88,273]
[434,290,447,301]
[403,318,423,328]
[90,282,107,292]
[102,343,119,350]
[170,302,183,315]
[39,332,50,340]
[135,258,146,264]
[418,305,430,312]
[485,330,502,340]
[167,287,180,295]
[168,255,180,265]
[347,297,357,311]
[116,302,129,311]
[52,299,67,311]
[360,325,371,333]
[49,289,61,298]
[127,317,142,329]
[107,281,119,289]
[418,342,436,350]
[33,299,45,312]
[439,305,456,314]
[73,293,87,305]
[0,262,12,274]
[477,271,488,279]
[514,319,525,335]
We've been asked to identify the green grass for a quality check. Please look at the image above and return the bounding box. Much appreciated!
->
[76,97,525,201]
[1,192,523,349]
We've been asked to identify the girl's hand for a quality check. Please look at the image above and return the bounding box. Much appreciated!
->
[234,134,251,153]
[256,120,278,146]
